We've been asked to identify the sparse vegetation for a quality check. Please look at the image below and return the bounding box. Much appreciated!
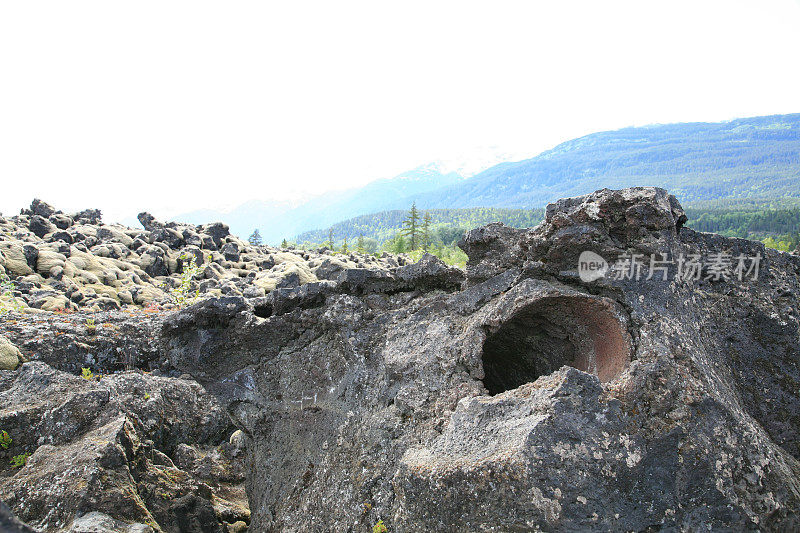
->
[169,254,202,308]
[0,270,23,315]
[81,367,96,381]
[0,430,11,449]
[10,452,30,468]
[372,519,388,533]
[85,317,97,334]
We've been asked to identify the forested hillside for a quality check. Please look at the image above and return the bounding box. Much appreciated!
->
[407,114,800,210]
[685,206,800,251]
[290,202,800,266]
[294,208,544,245]
[291,207,544,266]
[181,114,800,245]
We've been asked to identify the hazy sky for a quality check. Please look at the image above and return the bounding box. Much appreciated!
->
[2,0,800,222]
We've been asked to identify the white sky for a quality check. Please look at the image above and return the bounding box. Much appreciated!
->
[2,0,800,222]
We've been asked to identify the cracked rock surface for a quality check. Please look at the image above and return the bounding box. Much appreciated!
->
[160,187,800,531]
[2,187,800,531]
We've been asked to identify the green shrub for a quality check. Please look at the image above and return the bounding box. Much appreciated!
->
[0,430,11,449]
[372,519,388,533]
[169,254,202,308]
[10,452,30,468]
[0,270,22,315]
[81,367,95,381]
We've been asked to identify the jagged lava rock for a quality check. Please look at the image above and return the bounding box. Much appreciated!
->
[159,187,800,531]
[0,200,408,313]
[1,188,799,531]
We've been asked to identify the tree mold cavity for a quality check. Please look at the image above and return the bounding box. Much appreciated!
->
[481,295,632,395]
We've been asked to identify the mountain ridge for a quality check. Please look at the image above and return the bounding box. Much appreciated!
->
[176,113,800,243]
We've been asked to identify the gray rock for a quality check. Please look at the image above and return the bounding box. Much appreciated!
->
[51,230,74,244]
[67,512,154,533]
[29,198,56,218]
[151,228,184,249]
[28,215,54,238]
[0,362,245,532]
[158,187,800,531]
[3,189,800,531]
[22,244,38,270]
[0,500,37,533]
[50,213,74,230]
[73,208,102,225]
[220,242,240,262]
[202,223,230,248]
[136,212,161,232]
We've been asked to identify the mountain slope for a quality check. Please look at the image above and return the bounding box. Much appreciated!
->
[176,199,295,238]
[407,113,800,209]
[294,207,545,245]
[174,164,466,242]
[172,113,800,243]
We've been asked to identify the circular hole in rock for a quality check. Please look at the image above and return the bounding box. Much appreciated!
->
[481,295,631,395]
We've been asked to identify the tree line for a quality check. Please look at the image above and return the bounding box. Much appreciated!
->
[684,207,800,252]
[275,205,545,267]
[245,203,800,268]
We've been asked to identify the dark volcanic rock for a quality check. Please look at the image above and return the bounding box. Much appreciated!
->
[73,208,102,225]
[202,223,230,249]
[29,215,55,238]
[2,187,800,532]
[0,362,246,532]
[159,187,800,531]
[137,212,162,232]
[0,500,36,533]
[0,311,163,375]
[29,199,57,219]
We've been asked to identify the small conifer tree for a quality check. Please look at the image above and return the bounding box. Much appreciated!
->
[248,229,263,246]
[401,202,421,251]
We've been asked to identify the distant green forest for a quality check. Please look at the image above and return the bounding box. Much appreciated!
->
[684,206,800,251]
[185,113,800,244]
[295,208,544,244]
[291,208,544,267]
[409,114,800,211]
[288,202,799,265]
[282,115,800,263]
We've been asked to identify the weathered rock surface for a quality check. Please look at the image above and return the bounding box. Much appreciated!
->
[1,199,407,314]
[160,187,800,531]
[1,499,37,533]
[0,335,26,371]
[0,362,247,532]
[1,187,799,531]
